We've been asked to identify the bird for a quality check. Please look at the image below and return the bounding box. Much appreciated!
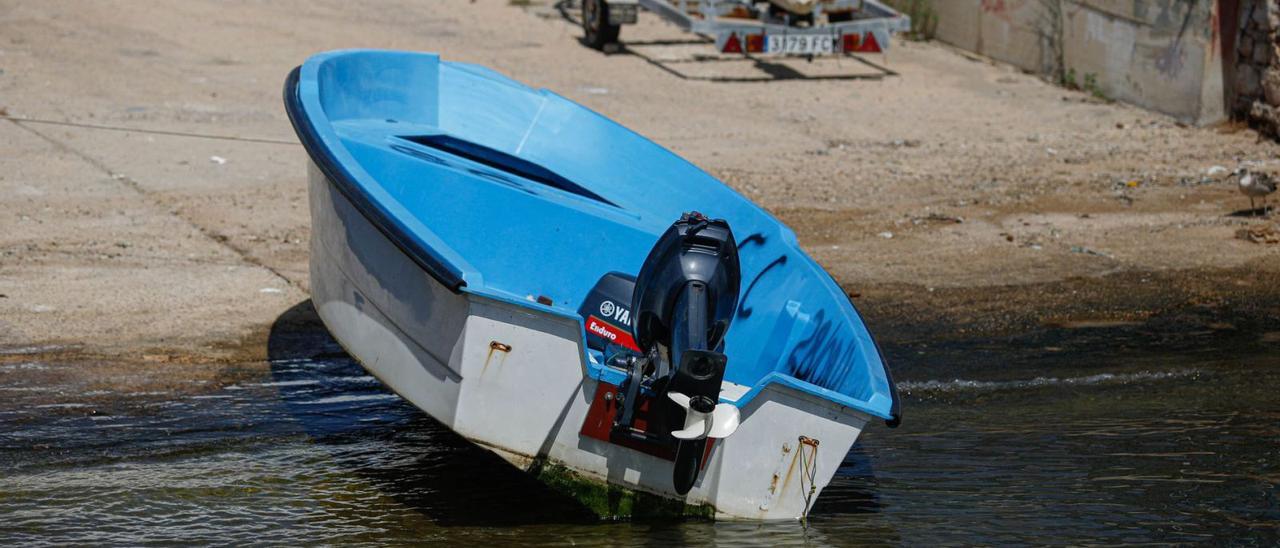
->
[1233,168,1276,216]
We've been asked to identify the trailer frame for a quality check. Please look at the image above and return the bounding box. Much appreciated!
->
[586,0,910,56]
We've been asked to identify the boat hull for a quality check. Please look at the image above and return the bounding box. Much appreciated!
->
[308,161,871,520]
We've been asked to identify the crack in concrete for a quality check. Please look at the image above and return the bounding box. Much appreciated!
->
[0,114,300,146]
[6,118,302,290]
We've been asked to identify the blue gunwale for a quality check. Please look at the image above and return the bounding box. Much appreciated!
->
[285,66,468,291]
[284,49,900,425]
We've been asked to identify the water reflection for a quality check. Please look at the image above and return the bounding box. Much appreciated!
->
[265,300,602,526]
[0,299,1276,544]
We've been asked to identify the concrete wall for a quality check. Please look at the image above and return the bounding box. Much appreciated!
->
[930,0,1061,75]
[1234,1,1280,135]
[927,0,1229,126]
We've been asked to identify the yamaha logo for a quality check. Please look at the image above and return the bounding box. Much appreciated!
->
[597,300,632,326]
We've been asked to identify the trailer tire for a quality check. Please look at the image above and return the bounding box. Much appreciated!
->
[827,11,853,23]
[767,3,814,26]
[582,0,621,51]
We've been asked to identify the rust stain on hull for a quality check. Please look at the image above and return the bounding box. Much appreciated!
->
[481,340,512,375]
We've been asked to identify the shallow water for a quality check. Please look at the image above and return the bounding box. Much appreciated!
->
[1,320,1277,545]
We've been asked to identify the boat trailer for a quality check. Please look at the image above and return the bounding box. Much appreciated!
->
[581,0,910,56]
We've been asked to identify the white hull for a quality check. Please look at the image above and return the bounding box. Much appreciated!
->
[308,162,870,519]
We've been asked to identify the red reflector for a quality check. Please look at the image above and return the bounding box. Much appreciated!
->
[841,33,861,52]
[745,33,764,53]
[855,32,882,53]
[722,32,742,53]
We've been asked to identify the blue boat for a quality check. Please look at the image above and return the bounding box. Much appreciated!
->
[285,49,899,520]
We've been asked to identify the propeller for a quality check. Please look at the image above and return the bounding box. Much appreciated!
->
[667,392,741,440]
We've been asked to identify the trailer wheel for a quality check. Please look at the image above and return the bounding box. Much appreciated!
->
[582,0,621,51]
[827,11,853,23]
[767,3,814,26]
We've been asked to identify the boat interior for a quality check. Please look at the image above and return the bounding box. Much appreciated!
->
[290,50,896,420]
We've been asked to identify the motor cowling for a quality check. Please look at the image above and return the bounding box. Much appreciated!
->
[576,272,639,353]
[632,212,740,355]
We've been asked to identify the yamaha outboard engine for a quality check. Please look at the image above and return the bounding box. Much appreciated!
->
[630,212,742,494]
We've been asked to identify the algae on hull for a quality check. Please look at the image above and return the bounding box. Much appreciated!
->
[528,458,716,521]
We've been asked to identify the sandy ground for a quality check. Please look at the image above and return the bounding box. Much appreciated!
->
[2,0,1279,366]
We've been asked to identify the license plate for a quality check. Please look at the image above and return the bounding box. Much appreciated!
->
[766,34,835,55]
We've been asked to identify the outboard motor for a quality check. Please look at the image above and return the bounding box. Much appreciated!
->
[629,211,742,494]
